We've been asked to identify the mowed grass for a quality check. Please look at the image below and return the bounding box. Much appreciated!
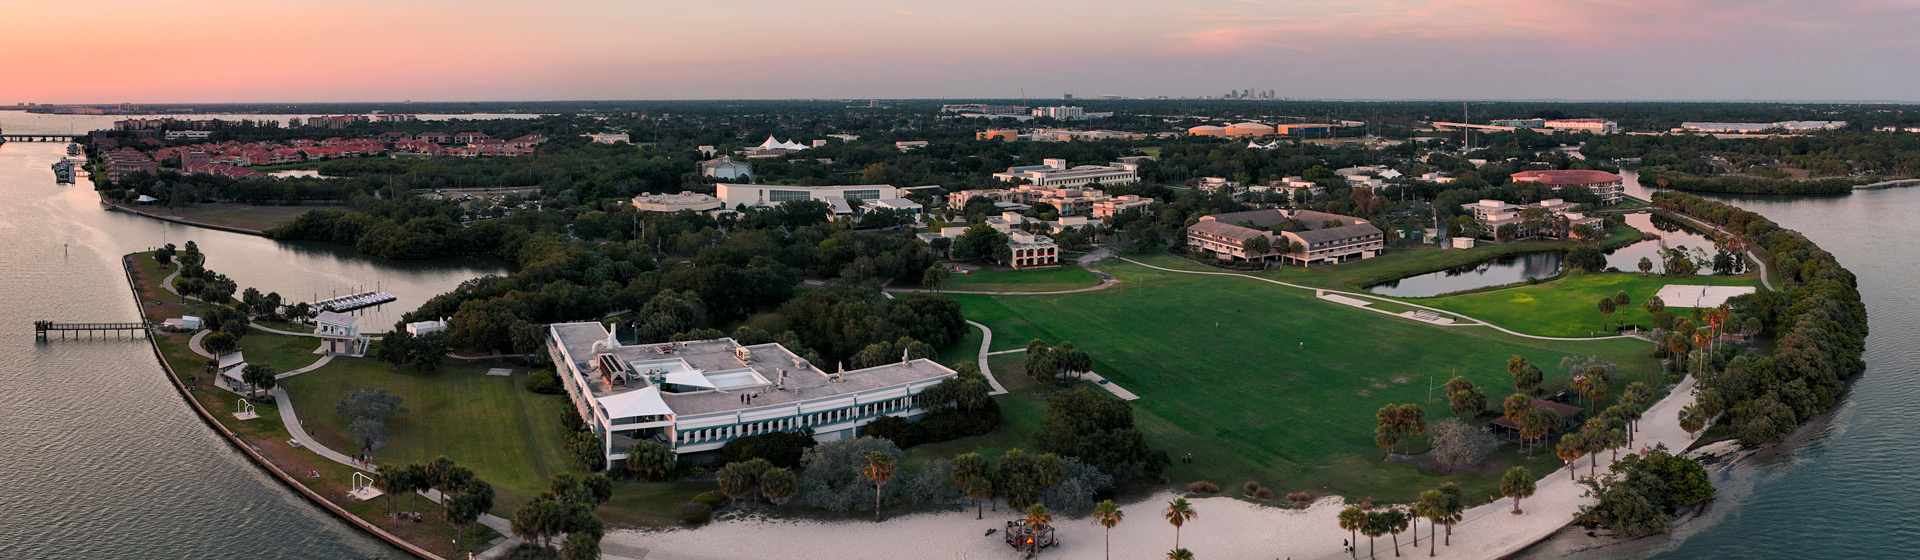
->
[135,203,345,233]
[280,358,580,512]
[949,260,1660,503]
[940,264,1102,292]
[1408,272,1764,337]
[238,331,324,373]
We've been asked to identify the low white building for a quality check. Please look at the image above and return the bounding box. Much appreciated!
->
[585,132,631,144]
[546,324,958,463]
[992,158,1140,188]
[406,319,448,337]
[715,184,898,214]
[1007,231,1060,268]
[895,141,929,152]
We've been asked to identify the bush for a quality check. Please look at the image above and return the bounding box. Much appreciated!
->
[691,492,725,509]
[719,430,817,469]
[526,371,563,394]
[860,416,921,447]
[1428,418,1498,473]
[1242,481,1263,496]
[1286,491,1313,503]
[678,502,713,524]
[1187,481,1219,494]
[1253,487,1275,500]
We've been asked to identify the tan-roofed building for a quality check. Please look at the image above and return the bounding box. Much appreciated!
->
[632,192,724,213]
[1189,210,1384,266]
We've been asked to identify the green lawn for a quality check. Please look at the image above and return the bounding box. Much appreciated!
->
[939,264,1101,292]
[238,331,324,373]
[947,259,1661,503]
[905,354,1051,466]
[1408,272,1764,337]
[279,358,581,511]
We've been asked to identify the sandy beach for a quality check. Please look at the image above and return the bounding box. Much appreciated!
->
[603,377,1703,560]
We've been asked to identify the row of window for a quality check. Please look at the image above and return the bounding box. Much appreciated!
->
[672,395,922,446]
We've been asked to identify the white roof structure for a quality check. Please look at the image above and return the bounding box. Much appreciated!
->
[134,195,159,203]
[755,136,810,151]
[218,351,246,371]
[599,386,674,418]
[315,311,357,328]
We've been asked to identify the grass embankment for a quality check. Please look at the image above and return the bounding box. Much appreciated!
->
[948,259,1659,504]
[126,202,344,233]
[279,359,581,513]
[1408,272,1765,338]
[128,252,499,557]
[938,265,1102,293]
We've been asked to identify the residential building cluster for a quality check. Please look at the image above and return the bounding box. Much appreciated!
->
[101,148,158,183]
[1186,209,1384,266]
[391,132,547,157]
[154,138,388,172]
[975,128,1145,142]
[1460,199,1604,239]
[545,324,959,463]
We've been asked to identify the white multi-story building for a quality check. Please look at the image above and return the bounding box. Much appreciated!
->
[546,324,958,463]
[992,158,1140,189]
[1031,106,1084,120]
[1007,231,1059,268]
[714,183,918,218]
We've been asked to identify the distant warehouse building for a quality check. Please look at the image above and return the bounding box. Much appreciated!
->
[546,323,958,463]
[1509,170,1625,206]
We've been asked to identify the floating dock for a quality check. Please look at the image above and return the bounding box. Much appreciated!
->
[309,291,396,312]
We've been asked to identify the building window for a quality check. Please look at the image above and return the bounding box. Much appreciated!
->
[844,189,881,201]
[768,190,810,203]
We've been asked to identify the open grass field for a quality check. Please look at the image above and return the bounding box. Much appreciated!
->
[1406,272,1765,337]
[938,264,1102,292]
[1138,226,1644,292]
[947,259,1661,503]
[279,358,581,511]
[238,331,324,373]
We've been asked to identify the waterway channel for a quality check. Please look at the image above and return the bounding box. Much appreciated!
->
[0,113,506,559]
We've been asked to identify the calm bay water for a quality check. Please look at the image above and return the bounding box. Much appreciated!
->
[0,114,506,559]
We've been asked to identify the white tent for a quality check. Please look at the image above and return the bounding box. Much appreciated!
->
[756,136,810,151]
[600,386,674,420]
[663,370,718,390]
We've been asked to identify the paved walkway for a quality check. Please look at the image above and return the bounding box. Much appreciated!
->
[1662,211,1776,291]
[1117,257,1637,342]
[275,355,333,379]
[962,320,1010,396]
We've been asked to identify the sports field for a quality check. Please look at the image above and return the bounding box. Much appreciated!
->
[948,260,1661,502]
[1407,272,1764,337]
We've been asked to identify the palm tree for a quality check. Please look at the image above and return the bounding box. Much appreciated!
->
[1436,483,1465,547]
[862,451,896,521]
[1092,500,1124,560]
[1596,297,1616,332]
[1338,505,1367,559]
[1556,434,1585,480]
[1165,497,1198,550]
[1413,490,1444,556]
[1500,466,1536,515]
[1167,548,1195,560]
[1678,403,1708,438]
[373,463,403,527]
[1025,503,1054,530]
[1361,510,1387,559]
[1383,508,1409,557]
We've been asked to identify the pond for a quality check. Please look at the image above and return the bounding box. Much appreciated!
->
[1603,213,1741,275]
[1365,251,1564,297]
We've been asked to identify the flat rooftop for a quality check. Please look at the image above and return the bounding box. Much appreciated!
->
[551,322,956,418]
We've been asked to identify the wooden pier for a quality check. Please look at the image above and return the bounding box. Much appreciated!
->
[34,321,149,340]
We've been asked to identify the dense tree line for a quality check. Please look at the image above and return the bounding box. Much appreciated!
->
[1636,168,1860,195]
[1654,192,1867,443]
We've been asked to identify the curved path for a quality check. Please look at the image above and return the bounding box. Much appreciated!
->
[962,320,1010,396]
[1116,256,1639,342]
[1662,211,1776,291]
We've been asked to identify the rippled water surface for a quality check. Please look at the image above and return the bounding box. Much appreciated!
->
[0,114,504,559]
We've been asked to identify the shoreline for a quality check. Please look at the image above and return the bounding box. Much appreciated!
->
[119,254,445,560]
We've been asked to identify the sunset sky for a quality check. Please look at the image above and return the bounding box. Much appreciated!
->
[5,0,1918,103]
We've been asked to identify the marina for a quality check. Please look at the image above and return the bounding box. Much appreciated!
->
[308,290,396,312]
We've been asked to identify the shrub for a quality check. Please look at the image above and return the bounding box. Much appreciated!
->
[1187,481,1219,494]
[691,492,725,509]
[1253,487,1275,500]
[678,502,713,524]
[1286,491,1313,503]
[1242,481,1263,496]
[1428,418,1498,473]
[860,416,921,447]
[525,371,563,394]
[720,430,817,469]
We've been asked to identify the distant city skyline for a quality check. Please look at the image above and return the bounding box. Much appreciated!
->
[6,0,1920,104]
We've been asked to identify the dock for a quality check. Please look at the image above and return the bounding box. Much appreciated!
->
[35,321,149,340]
[309,291,396,312]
